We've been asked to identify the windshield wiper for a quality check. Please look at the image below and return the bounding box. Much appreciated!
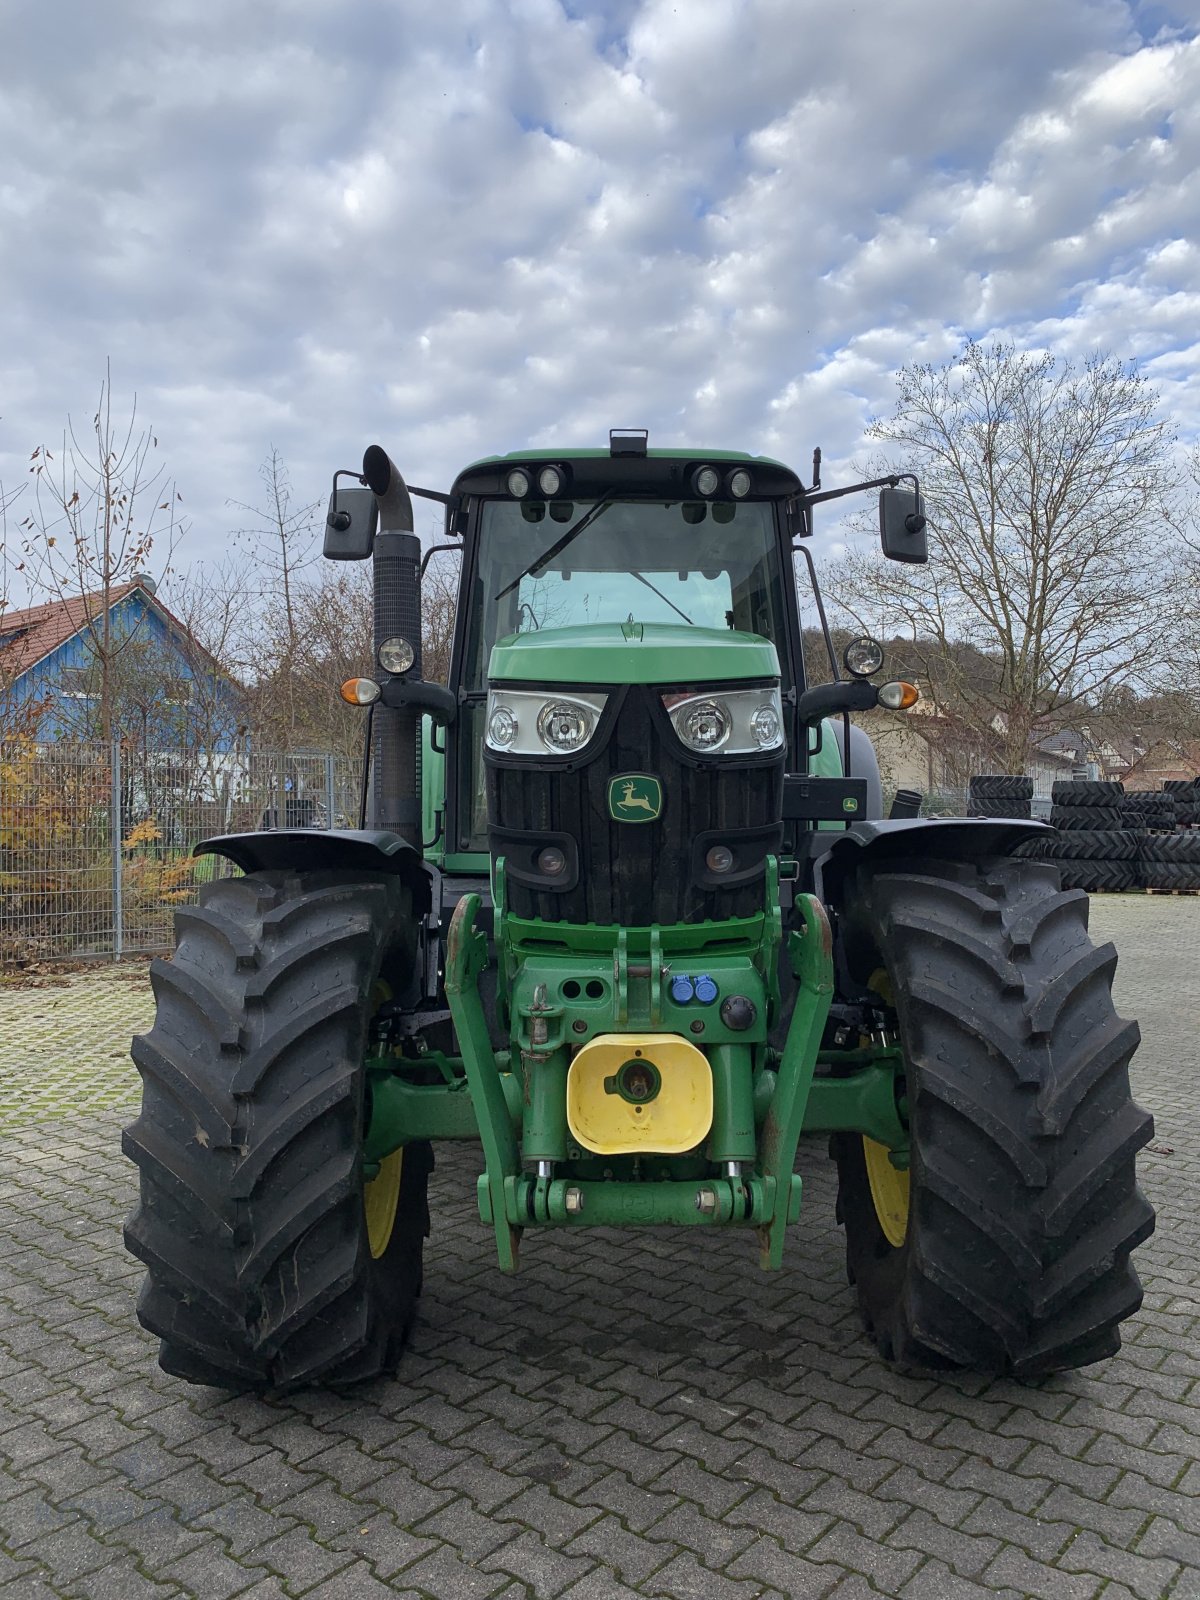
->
[630,571,693,624]
[496,494,615,600]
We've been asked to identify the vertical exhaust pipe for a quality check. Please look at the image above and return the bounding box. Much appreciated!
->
[361,445,422,835]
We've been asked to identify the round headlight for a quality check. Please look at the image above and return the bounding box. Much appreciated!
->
[705,845,734,873]
[507,468,531,498]
[378,636,415,675]
[750,703,782,747]
[727,468,751,498]
[537,700,593,752]
[679,700,730,752]
[537,465,563,497]
[537,846,566,876]
[843,636,885,679]
[692,465,720,498]
[488,706,517,747]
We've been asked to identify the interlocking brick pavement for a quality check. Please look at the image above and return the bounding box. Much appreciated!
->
[0,896,1197,1599]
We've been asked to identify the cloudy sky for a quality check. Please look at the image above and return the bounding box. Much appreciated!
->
[2,0,1199,589]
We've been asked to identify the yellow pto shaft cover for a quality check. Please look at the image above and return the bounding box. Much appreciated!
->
[566,1033,713,1156]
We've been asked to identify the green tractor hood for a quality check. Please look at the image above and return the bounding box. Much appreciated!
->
[488,621,780,686]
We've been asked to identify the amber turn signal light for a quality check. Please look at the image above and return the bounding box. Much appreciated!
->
[877,681,920,711]
[340,677,381,706]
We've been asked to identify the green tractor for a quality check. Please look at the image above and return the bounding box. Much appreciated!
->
[124,432,1154,1390]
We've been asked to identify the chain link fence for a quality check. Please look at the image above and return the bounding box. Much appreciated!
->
[1,743,1026,963]
[1,741,360,959]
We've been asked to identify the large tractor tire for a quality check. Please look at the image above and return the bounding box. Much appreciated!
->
[124,870,432,1392]
[831,855,1154,1377]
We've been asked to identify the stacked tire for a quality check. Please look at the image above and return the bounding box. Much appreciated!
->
[1136,780,1200,890]
[1030,780,1137,892]
[1166,778,1200,829]
[968,774,1033,819]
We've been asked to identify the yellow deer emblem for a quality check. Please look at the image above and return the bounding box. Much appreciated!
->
[617,780,656,813]
[608,774,663,822]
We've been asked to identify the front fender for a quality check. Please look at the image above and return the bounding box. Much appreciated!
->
[194,828,430,907]
[812,815,1049,907]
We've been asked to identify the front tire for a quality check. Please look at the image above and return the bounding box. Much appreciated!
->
[831,855,1154,1377]
[123,869,431,1391]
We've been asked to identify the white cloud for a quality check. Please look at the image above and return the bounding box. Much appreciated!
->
[1,0,1198,596]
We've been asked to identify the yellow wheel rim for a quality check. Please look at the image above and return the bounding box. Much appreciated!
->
[364,1149,403,1259]
[863,1136,909,1249]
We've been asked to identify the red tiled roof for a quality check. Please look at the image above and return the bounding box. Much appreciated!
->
[0,583,145,675]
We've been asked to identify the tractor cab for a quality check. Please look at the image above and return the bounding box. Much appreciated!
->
[445,442,804,864]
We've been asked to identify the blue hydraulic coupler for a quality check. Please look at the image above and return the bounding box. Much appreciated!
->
[669,974,696,1004]
[694,974,719,1005]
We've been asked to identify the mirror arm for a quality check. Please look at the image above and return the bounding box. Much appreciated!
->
[804,472,910,508]
[420,543,460,577]
[795,680,878,725]
[380,677,457,726]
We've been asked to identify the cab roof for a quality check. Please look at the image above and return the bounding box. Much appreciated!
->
[450,447,804,501]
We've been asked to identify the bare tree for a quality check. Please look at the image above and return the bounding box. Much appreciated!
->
[230,450,325,746]
[421,549,461,686]
[11,366,185,744]
[246,565,374,759]
[1169,446,1200,730]
[0,478,39,738]
[830,343,1179,773]
[231,449,320,655]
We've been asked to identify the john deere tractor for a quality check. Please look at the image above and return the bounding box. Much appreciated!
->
[124,432,1154,1390]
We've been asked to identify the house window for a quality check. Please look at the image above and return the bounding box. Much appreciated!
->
[58,667,94,699]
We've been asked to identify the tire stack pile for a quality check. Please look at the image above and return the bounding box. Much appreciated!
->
[967,774,1033,819]
[1135,779,1200,892]
[1033,780,1138,893]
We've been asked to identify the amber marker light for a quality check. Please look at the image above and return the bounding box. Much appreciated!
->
[340,677,381,706]
[877,681,920,711]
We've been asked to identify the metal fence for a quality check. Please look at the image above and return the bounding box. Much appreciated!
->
[0,741,1008,963]
[1,741,360,959]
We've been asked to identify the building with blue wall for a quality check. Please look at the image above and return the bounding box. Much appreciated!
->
[0,577,245,749]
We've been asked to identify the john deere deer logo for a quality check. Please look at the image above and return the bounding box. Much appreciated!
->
[608,774,663,823]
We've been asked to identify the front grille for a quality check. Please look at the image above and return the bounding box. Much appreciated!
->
[486,685,783,925]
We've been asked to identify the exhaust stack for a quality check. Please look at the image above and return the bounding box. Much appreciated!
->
[361,446,422,835]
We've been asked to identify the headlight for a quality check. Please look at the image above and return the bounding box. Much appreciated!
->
[843,636,884,678]
[750,703,781,747]
[537,700,594,752]
[378,636,415,675]
[507,468,531,498]
[488,706,517,747]
[485,689,608,755]
[664,686,785,756]
[679,700,730,752]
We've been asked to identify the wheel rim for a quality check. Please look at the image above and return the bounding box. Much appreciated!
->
[364,1149,403,1259]
[863,1137,909,1248]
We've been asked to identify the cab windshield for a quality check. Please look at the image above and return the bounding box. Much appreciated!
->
[462,497,790,692]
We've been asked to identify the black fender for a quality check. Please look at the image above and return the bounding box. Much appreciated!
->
[812,815,1050,909]
[194,829,432,914]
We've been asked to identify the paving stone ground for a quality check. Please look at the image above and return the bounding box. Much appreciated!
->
[0,896,1197,1600]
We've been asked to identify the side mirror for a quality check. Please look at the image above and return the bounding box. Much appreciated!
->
[323,485,378,561]
[879,486,928,564]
